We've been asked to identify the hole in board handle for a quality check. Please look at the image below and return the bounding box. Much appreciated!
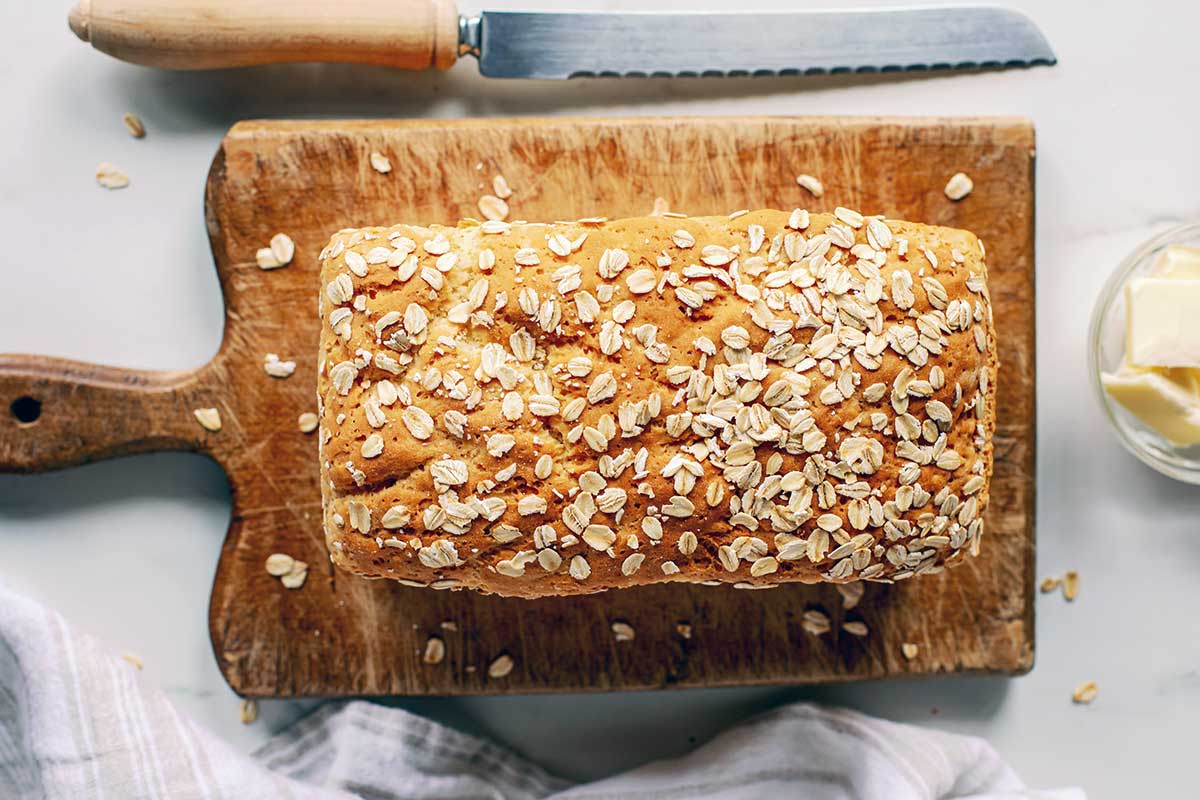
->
[10,396,41,425]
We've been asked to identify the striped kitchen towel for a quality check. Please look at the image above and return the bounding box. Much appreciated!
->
[0,585,1083,800]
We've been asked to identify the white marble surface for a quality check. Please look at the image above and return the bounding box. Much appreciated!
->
[1,1,1197,797]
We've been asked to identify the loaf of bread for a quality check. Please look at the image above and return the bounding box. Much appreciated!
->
[317,209,996,598]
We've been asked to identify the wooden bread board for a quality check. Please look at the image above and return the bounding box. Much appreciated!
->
[0,116,1036,696]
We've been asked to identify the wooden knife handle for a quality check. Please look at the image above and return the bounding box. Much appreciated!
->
[0,355,209,473]
[68,0,459,70]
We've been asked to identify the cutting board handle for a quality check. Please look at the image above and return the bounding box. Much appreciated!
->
[67,0,460,70]
[0,355,209,473]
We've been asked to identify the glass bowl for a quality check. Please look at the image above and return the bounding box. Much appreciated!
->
[1090,221,1200,483]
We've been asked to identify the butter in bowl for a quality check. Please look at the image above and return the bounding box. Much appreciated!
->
[1093,226,1200,481]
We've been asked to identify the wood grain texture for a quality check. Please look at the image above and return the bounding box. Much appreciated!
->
[0,117,1036,696]
[69,0,459,70]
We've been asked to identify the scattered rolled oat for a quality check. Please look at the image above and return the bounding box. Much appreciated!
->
[1062,570,1080,601]
[487,653,514,679]
[440,621,458,632]
[193,407,221,432]
[1072,680,1098,704]
[901,643,919,660]
[369,151,392,174]
[264,353,297,378]
[675,623,692,639]
[239,698,258,724]
[265,553,295,577]
[122,112,146,139]
[96,162,129,189]
[944,172,974,201]
[298,412,319,433]
[423,637,446,664]
[258,233,295,269]
[802,610,831,636]
[795,173,824,197]
[836,581,864,610]
[1039,576,1062,593]
[121,653,144,670]
[611,621,636,642]
[270,233,295,265]
[280,561,308,589]
[256,248,279,269]
[492,174,513,199]
[842,621,869,637]
[650,196,670,216]
[478,194,509,221]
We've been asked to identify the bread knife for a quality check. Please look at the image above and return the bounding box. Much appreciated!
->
[67,1,1056,77]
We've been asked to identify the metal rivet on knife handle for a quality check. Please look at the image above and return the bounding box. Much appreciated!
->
[67,0,459,70]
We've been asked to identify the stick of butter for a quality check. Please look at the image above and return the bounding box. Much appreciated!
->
[1151,244,1200,279]
[1127,277,1200,367]
[1102,370,1200,445]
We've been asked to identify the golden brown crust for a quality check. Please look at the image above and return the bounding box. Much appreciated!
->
[317,209,997,598]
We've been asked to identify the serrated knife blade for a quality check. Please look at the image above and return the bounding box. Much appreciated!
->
[66,1,1054,79]
[467,7,1056,79]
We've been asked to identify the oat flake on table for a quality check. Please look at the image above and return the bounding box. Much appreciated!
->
[280,562,308,589]
[263,353,296,378]
[487,654,514,679]
[369,151,392,174]
[944,172,974,201]
[264,553,295,577]
[491,174,512,199]
[95,162,129,189]
[193,407,221,432]
[121,112,145,138]
[795,173,824,196]
[478,194,509,221]
[422,637,446,665]
[1072,680,1098,704]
